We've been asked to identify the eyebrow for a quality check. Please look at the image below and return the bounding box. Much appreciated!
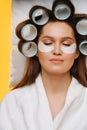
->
[40,36,75,41]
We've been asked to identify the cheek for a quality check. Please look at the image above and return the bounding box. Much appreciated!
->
[37,50,51,70]
[64,54,76,67]
[37,53,47,70]
[37,51,48,62]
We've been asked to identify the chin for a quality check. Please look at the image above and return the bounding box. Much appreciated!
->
[46,70,66,75]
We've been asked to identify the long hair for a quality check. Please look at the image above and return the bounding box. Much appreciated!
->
[14,19,87,89]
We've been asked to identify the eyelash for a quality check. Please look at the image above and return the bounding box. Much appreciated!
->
[62,43,71,46]
[44,42,53,45]
[43,42,71,46]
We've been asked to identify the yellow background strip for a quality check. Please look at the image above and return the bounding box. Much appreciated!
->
[0,0,11,101]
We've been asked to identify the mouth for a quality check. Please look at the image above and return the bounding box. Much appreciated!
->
[50,58,64,64]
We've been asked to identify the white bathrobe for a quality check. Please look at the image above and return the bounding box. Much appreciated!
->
[0,74,87,130]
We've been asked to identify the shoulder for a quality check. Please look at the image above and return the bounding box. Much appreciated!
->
[0,83,38,123]
[73,77,87,89]
[74,77,87,100]
[0,74,42,112]
[0,83,38,128]
[0,83,37,110]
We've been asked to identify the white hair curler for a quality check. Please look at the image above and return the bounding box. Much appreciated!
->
[79,40,87,55]
[29,6,50,25]
[54,3,71,20]
[38,41,54,52]
[20,42,37,57]
[38,41,77,54]
[76,19,87,35]
[21,24,37,41]
[52,0,75,21]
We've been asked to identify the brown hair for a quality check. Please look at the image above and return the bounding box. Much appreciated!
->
[71,54,87,86]
[14,56,41,88]
[14,19,87,89]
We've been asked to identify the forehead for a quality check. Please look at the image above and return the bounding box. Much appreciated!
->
[40,21,75,38]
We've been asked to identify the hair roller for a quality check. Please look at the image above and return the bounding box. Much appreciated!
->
[79,38,87,55]
[18,40,37,57]
[52,0,75,20]
[29,5,51,25]
[71,14,87,36]
[16,20,38,41]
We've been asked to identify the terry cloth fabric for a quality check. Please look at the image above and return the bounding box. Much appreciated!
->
[0,74,87,130]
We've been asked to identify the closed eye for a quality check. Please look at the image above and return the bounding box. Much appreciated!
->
[62,43,71,46]
[44,42,53,45]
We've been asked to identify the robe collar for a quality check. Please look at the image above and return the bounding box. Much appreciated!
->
[35,74,83,130]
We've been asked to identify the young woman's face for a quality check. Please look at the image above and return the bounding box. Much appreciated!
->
[37,21,79,75]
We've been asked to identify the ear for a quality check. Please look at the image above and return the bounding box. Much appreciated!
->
[74,50,80,59]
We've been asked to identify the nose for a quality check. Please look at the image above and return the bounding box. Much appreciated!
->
[52,43,62,55]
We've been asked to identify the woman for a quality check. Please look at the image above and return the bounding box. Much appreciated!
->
[0,0,87,130]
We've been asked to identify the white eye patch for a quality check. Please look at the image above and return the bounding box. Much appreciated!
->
[38,41,54,52]
[61,43,77,54]
[38,41,77,54]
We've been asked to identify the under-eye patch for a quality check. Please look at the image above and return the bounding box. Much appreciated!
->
[38,41,77,54]
[61,43,77,54]
[38,41,54,52]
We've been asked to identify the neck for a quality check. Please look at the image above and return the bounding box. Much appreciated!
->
[41,71,72,94]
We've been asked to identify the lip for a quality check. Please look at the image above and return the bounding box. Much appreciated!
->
[50,58,64,64]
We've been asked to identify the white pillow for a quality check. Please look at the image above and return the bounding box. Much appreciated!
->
[9,45,27,87]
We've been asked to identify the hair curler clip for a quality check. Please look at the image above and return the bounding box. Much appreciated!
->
[29,5,50,25]
[52,0,75,20]
[18,41,37,57]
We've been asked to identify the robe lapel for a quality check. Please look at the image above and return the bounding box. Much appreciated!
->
[35,74,55,130]
[53,77,83,130]
[35,75,83,130]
